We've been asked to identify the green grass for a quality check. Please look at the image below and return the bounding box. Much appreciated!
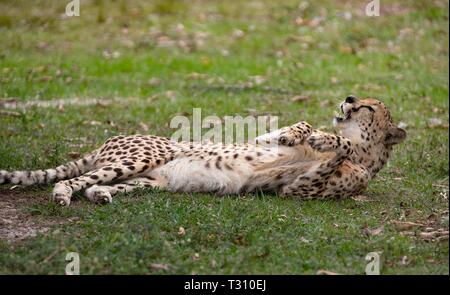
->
[0,0,448,274]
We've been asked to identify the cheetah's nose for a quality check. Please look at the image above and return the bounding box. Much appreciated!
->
[345,96,356,104]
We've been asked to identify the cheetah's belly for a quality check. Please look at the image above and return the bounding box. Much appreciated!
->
[150,157,254,194]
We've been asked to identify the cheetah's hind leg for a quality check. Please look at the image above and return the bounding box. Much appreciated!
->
[84,176,168,205]
[51,163,148,206]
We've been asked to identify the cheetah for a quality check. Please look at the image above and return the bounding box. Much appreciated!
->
[0,96,406,206]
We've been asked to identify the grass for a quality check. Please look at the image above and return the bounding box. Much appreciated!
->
[0,0,448,274]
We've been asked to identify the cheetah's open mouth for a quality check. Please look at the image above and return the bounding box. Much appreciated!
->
[334,105,351,122]
[334,104,376,122]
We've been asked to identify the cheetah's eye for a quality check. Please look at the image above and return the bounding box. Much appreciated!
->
[352,105,375,113]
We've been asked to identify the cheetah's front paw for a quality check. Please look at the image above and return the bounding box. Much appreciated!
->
[85,186,112,205]
[278,128,302,146]
[278,122,312,146]
[307,132,337,153]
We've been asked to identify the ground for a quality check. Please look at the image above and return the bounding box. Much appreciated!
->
[0,0,448,274]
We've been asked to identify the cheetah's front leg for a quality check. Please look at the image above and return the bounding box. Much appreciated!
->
[278,121,313,146]
[255,121,312,146]
[281,131,354,198]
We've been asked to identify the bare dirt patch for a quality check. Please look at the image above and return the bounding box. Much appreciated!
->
[0,188,62,243]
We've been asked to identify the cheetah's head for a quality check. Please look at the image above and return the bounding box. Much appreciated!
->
[333,95,406,146]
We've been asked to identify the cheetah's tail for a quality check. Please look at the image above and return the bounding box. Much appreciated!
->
[0,151,98,186]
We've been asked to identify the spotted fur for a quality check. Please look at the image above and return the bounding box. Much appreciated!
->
[0,96,406,206]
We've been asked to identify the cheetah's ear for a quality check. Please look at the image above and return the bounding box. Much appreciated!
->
[385,126,406,145]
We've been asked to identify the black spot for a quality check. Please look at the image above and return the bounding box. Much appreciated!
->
[114,168,123,177]
[224,163,233,170]
[139,165,149,172]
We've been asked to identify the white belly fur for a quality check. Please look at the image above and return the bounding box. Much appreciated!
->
[150,158,254,194]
